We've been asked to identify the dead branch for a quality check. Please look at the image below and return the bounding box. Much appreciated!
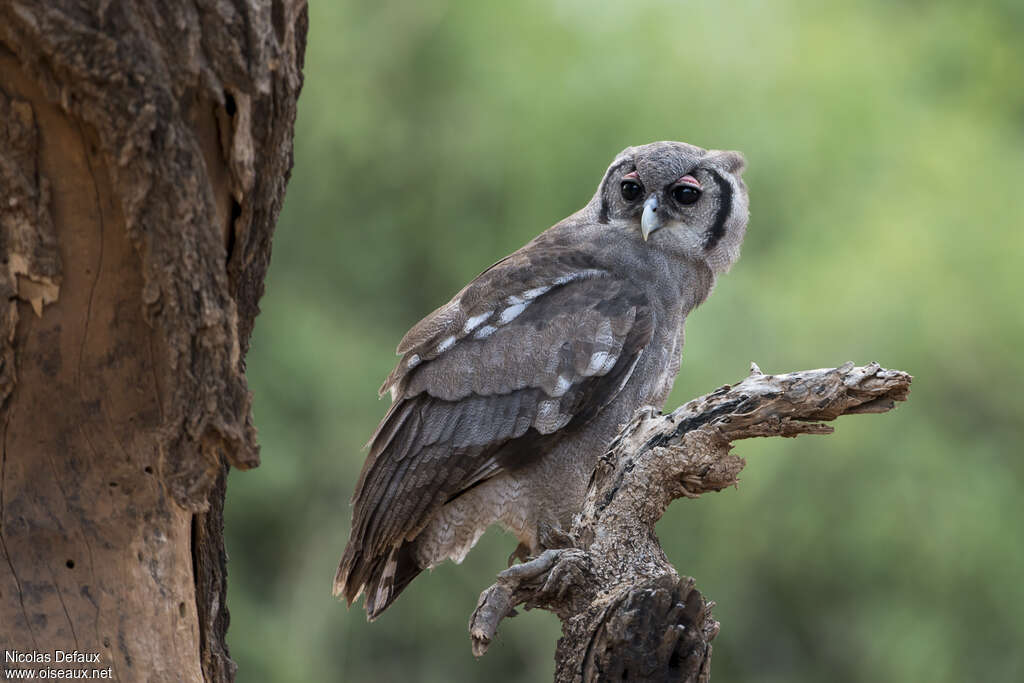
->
[470,361,912,682]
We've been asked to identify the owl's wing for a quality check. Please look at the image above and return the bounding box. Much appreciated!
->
[335,248,654,617]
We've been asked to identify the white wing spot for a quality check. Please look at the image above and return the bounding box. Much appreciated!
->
[406,354,421,369]
[552,269,603,286]
[474,325,497,339]
[462,311,492,334]
[600,353,618,374]
[498,302,528,324]
[506,294,526,305]
[552,375,572,397]
[435,336,456,354]
[522,285,551,299]
[586,351,611,375]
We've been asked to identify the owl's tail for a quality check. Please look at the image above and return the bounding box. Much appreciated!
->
[334,539,422,620]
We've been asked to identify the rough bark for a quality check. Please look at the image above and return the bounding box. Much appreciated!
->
[470,362,912,682]
[0,2,307,681]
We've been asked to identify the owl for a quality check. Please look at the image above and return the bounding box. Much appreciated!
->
[335,141,749,619]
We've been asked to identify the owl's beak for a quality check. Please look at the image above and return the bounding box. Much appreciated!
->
[641,195,661,241]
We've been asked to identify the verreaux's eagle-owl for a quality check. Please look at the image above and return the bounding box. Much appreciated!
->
[335,141,750,619]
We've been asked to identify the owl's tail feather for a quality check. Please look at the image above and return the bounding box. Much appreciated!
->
[334,540,422,621]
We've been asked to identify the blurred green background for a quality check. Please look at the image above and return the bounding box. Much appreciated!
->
[224,1,1024,681]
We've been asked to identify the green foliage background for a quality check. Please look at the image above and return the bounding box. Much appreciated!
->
[224,2,1024,681]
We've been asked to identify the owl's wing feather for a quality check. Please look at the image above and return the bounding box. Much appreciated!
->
[335,251,654,618]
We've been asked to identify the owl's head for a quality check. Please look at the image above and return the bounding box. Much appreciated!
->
[595,141,749,274]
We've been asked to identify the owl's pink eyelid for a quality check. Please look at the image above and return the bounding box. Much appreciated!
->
[676,175,701,189]
[623,171,639,180]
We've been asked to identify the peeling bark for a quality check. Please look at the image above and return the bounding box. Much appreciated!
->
[470,362,912,682]
[0,2,307,681]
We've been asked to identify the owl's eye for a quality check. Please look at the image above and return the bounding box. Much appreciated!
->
[671,185,701,205]
[620,180,642,201]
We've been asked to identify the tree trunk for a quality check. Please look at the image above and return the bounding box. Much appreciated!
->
[470,362,912,682]
[0,2,307,681]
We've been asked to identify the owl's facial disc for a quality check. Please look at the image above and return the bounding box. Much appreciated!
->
[597,142,748,272]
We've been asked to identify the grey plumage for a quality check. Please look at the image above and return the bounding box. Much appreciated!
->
[334,141,750,619]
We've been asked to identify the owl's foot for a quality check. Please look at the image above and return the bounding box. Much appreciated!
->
[499,548,592,604]
[536,549,591,603]
[507,542,531,567]
[473,548,594,657]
